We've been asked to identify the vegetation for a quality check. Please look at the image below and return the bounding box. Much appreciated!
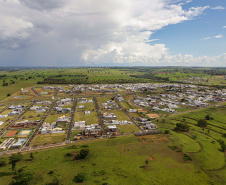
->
[174,123,189,132]
[197,119,208,127]
[9,153,23,174]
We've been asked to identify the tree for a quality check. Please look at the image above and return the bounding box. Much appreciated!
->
[75,148,89,160]
[7,93,11,97]
[0,158,6,167]
[164,130,170,134]
[74,172,88,183]
[197,119,208,127]
[30,153,34,160]
[205,114,210,120]
[13,171,33,185]
[174,123,189,132]
[9,153,23,174]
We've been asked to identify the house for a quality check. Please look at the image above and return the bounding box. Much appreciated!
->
[8,109,22,116]
[36,109,46,113]
[74,121,86,129]
[85,111,90,115]
[0,115,8,118]
[55,107,71,113]
[30,106,39,110]
[143,123,157,130]
[77,105,85,109]
[138,117,148,122]
[128,109,137,113]
[103,113,117,119]
[56,115,70,123]
[107,125,117,132]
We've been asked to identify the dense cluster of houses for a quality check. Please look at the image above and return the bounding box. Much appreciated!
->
[133,84,226,113]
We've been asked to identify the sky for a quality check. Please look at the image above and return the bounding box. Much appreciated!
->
[0,0,225,67]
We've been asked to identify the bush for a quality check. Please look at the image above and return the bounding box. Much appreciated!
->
[164,130,170,134]
[184,154,192,161]
[13,171,33,185]
[75,148,89,159]
[74,172,88,183]
[197,119,208,127]
[174,123,189,132]
[0,158,6,167]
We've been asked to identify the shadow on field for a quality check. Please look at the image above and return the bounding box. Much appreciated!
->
[0,171,14,177]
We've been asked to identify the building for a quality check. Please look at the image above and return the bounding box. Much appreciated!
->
[107,125,117,132]
[103,113,117,119]
[12,138,26,148]
[0,138,15,150]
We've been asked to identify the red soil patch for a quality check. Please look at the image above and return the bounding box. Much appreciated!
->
[5,130,18,137]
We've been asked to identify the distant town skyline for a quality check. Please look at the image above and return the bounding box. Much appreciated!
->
[0,0,225,67]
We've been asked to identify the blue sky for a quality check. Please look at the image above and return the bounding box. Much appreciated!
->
[151,0,226,57]
[0,0,225,67]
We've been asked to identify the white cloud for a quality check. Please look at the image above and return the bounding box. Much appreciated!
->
[211,6,225,10]
[202,34,224,40]
[223,26,226,29]
[214,34,223,39]
[203,37,212,40]
[0,0,220,66]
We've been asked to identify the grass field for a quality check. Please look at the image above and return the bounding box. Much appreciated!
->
[74,111,98,125]
[45,113,71,124]
[0,135,213,185]
[117,124,140,133]
[101,110,130,121]
[120,101,132,110]
[31,133,66,146]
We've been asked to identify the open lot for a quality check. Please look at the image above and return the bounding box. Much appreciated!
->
[74,111,98,125]
[31,133,66,146]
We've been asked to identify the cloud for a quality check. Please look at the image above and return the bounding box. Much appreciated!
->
[202,34,223,40]
[18,0,64,10]
[211,6,225,10]
[214,34,223,39]
[203,37,212,40]
[0,0,218,66]
[223,26,226,29]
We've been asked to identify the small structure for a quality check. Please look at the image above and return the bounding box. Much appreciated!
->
[107,125,117,132]
[56,115,70,123]
[12,138,26,148]
[85,111,90,115]
[103,113,117,119]
[0,138,15,150]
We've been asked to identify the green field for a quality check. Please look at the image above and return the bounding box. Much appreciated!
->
[0,135,213,185]
[117,124,140,134]
[74,111,99,125]
[31,133,66,146]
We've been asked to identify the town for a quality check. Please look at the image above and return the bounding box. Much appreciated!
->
[0,83,225,152]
